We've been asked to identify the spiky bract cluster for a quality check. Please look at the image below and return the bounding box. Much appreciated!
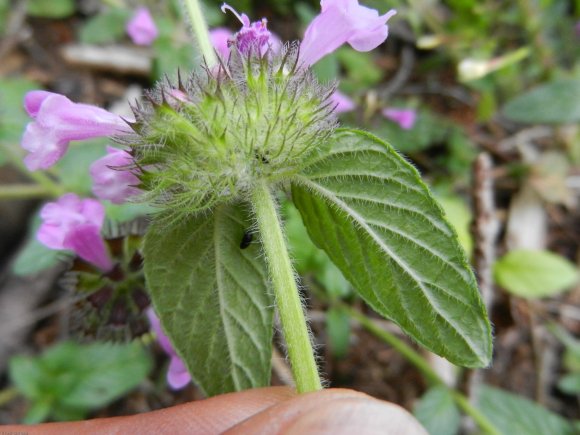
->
[64,223,150,342]
[126,42,337,221]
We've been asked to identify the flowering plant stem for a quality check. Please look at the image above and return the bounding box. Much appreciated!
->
[1,146,64,198]
[251,181,322,393]
[182,0,217,67]
[0,184,55,200]
[346,306,501,435]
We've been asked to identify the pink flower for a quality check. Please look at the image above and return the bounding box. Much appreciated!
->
[21,91,129,171]
[147,308,191,390]
[126,7,158,46]
[90,146,141,204]
[331,91,356,113]
[210,27,233,58]
[221,3,274,54]
[300,0,396,67]
[382,108,417,130]
[38,193,113,271]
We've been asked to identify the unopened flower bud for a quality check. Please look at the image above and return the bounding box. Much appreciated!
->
[126,44,337,221]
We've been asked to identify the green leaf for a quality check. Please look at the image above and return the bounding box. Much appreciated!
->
[105,202,154,223]
[558,373,580,395]
[292,129,492,367]
[494,249,579,299]
[9,356,44,399]
[436,195,473,256]
[503,79,580,124]
[27,0,75,18]
[61,342,151,409]
[12,211,64,276]
[284,201,350,298]
[10,341,150,422]
[0,77,39,165]
[79,9,131,45]
[478,385,575,435]
[414,386,461,435]
[144,203,274,396]
[326,306,351,359]
[23,400,52,424]
[55,139,107,194]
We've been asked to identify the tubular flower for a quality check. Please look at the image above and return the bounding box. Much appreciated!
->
[147,308,191,389]
[38,193,113,271]
[221,3,273,54]
[331,91,356,113]
[382,108,417,130]
[90,146,141,204]
[126,7,158,46]
[210,27,234,58]
[211,25,282,58]
[21,91,129,171]
[300,0,396,67]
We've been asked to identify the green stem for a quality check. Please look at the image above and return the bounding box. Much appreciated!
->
[2,145,64,197]
[346,306,500,435]
[0,184,55,200]
[0,387,19,407]
[251,181,321,393]
[182,0,217,67]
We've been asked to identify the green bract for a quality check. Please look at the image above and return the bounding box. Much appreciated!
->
[128,43,336,222]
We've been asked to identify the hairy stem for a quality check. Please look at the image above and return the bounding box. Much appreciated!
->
[251,181,321,393]
[181,0,217,67]
[347,306,500,435]
[0,184,55,200]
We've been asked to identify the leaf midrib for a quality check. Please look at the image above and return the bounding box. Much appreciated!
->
[294,175,482,358]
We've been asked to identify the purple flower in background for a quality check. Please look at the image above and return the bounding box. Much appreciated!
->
[38,193,113,271]
[210,27,233,58]
[126,7,158,46]
[21,91,129,171]
[300,0,396,67]
[382,108,417,130]
[331,91,356,113]
[147,308,191,390]
[221,3,273,54]
[90,146,141,204]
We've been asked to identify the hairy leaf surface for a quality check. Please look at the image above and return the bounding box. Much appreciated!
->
[292,129,492,367]
[144,203,273,396]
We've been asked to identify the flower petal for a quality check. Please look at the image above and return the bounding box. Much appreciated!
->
[21,91,129,171]
[90,146,141,204]
[300,0,396,67]
[63,223,113,271]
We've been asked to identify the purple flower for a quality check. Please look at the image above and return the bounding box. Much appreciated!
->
[300,0,396,67]
[147,308,191,390]
[210,25,282,58]
[382,108,417,130]
[90,146,141,205]
[38,193,113,271]
[126,7,158,46]
[331,90,356,113]
[21,91,129,171]
[221,3,273,54]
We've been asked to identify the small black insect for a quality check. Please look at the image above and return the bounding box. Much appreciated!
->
[240,230,253,249]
